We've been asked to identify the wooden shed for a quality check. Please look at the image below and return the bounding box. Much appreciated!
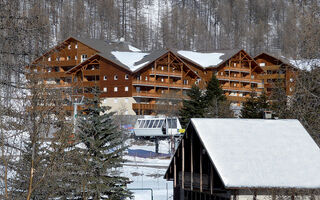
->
[164,119,320,200]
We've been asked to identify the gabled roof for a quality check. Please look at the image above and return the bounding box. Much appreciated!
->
[166,118,320,189]
[254,52,298,70]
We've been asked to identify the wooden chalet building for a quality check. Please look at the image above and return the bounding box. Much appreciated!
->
[29,37,299,115]
[254,52,298,97]
[164,119,320,200]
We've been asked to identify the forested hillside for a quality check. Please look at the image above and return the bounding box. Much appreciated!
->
[4,0,320,59]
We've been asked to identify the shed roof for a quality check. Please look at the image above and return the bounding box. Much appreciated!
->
[186,119,320,189]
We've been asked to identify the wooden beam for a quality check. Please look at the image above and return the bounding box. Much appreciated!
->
[200,147,203,192]
[210,165,213,194]
[191,136,193,190]
[182,139,185,189]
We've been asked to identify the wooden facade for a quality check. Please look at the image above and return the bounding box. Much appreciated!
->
[29,37,298,115]
[254,53,297,97]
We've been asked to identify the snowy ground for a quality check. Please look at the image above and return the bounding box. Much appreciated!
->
[124,139,173,200]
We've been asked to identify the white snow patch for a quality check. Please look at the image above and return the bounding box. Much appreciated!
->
[290,59,320,71]
[111,51,149,71]
[129,45,141,52]
[191,118,320,188]
[177,51,224,68]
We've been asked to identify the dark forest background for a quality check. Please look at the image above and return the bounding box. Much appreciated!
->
[3,0,320,59]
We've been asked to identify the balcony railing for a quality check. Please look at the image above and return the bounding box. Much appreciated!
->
[222,86,263,93]
[149,70,182,77]
[226,95,249,102]
[216,75,262,84]
[257,74,285,79]
[132,80,192,89]
[224,66,250,73]
[132,91,162,98]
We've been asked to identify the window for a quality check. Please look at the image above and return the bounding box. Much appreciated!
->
[234,83,237,87]
[114,75,118,80]
[125,86,129,92]
[67,56,71,61]
[183,79,188,85]
[103,76,107,80]
[48,57,51,61]
[234,63,237,67]
[161,66,164,70]
[220,72,223,75]
[290,87,293,92]
[152,67,154,71]
[136,87,140,92]
[56,57,60,61]
[81,54,87,62]
[290,78,294,82]
[161,78,164,82]
[251,75,255,79]
[114,87,118,92]
[75,43,78,49]
[103,87,107,92]
[125,74,129,80]
[47,67,52,72]
[68,45,71,49]
[75,56,77,60]
[259,63,266,67]
[145,76,148,81]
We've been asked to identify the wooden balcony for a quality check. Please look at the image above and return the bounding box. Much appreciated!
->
[261,65,280,71]
[132,80,192,89]
[226,95,249,102]
[39,60,77,66]
[222,86,263,93]
[132,91,162,98]
[132,103,180,111]
[149,70,182,77]
[216,75,262,84]
[80,81,99,87]
[224,66,250,73]
[40,72,70,78]
[258,74,285,79]
[83,70,100,76]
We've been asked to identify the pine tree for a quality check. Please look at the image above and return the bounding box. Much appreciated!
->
[204,75,231,118]
[75,92,131,200]
[179,85,205,128]
[240,93,270,118]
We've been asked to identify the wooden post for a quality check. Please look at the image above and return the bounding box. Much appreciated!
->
[174,156,177,187]
[182,139,185,189]
[210,165,213,194]
[191,137,193,190]
[200,147,203,192]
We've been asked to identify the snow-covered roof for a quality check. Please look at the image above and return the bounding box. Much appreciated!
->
[191,118,320,189]
[290,59,320,71]
[176,49,241,68]
[177,51,224,68]
[110,51,150,72]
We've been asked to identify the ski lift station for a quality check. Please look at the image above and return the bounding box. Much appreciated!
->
[134,116,183,137]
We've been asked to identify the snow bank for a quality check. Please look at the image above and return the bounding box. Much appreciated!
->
[177,51,224,68]
[128,45,141,52]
